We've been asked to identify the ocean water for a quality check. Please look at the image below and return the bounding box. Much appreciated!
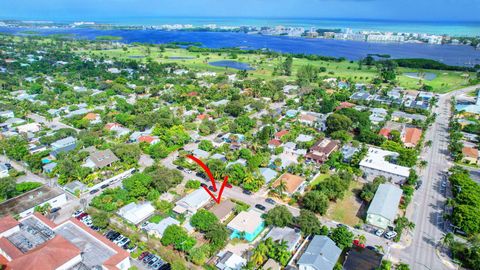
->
[74,17,480,37]
[1,27,480,67]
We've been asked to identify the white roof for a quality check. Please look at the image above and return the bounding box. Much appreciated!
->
[367,183,403,222]
[144,217,180,237]
[227,209,263,234]
[359,147,410,177]
[117,202,155,225]
[192,149,209,159]
[296,134,313,142]
[174,188,211,214]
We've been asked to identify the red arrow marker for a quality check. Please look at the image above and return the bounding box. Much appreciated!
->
[186,155,229,204]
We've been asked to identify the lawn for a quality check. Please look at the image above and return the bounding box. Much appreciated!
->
[325,180,365,226]
[83,45,475,93]
[310,173,330,187]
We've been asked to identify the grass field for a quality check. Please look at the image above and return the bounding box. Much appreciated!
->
[325,181,365,226]
[83,44,475,93]
[310,173,330,187]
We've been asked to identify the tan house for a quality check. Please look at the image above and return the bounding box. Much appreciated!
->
[462,147,479,165]
[272,173,306,195]
[305,138,339,164]
[210,199,236,222]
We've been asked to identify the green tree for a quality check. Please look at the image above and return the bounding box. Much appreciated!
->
[264,205,293,227]
[326,113,353,134]
[330,226,354,250]
[302,191,329,215]
[296,209,328,236]
[122,173,152,199]
[190,209,219,232]
[198,140,214,152]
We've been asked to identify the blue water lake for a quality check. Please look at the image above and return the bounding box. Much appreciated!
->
[209,60,255,70]
[403,72,437,81]
[1,27,480,67]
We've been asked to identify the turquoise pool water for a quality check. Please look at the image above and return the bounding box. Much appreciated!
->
[41,158,51,164]
[230,222,265,242]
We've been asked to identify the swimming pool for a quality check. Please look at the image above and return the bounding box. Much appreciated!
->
[230,222,265,242]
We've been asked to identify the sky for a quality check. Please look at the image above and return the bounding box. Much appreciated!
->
[0,0,479,22]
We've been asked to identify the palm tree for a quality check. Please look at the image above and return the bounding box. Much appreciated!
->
[441,232,454,248]
[356,234,367,245]
[251,242,268,266]
[275,180,287,197]
[419,160,428,168]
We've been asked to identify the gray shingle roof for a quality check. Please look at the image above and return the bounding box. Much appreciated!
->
[298,235,341,270]
[367,183,403,222]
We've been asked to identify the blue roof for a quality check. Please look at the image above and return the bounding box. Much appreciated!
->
[50,143,76,158]
[298,235,341,270]
[260,168,278,184]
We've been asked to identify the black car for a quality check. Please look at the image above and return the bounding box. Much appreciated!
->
[50,207,61,213]
[200,183,208,188]
[265,198,276,205]
[107,232,120,241]
[255,204,266,211]
[89,189,99,195]
[4,163,12,170]
[242,189,252,195]
[208,185,217,192]
[415,180,423,190]
[337,223,349,229]
[176,166,184,171]
[196,172,206,179]
[100,184,109,189]
[366,246,377,252]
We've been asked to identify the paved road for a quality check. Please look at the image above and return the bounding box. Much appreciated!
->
[0,155,50,184]
[27,113,80,132]
[393,84,480,269]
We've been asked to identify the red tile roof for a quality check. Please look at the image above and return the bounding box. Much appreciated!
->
[6,236,80,270]
[138,135,156,144]
[379,128,391,138]
[335,102,355,111]
[0,216,19,234]
[0,237,22,260]
[83,112,98,120]
[268,139,282,147]
[105,123,122,130]
[197,114,209,120]
[462,147,479,159]
[403,128,422,147]
[272,173,305,194]
[274,130,289,139]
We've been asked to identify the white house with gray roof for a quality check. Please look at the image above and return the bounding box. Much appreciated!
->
[297,235,341,270]
[359,147,410,184]
[173,188,211,215]
[366,183,403,229]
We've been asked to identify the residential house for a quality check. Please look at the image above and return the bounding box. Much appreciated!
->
[366,183,403,229]
[268,139,282,149]
[341,145,360,163]
[42,162,57,174]
[191,148,210,159]
[83,149,119,169]
[296,134,314,143]
[391,111,427,123]
[117,202,155,225]
[305,138,339,164]
[283,85,299,94]
[50,137,77,159]
[369,108,388,124]
[104,123,131,137]
[16,123,40,134]
[402,127,422,148]
[173,188,211,215]
[216,251,246,270]
[144,217,180,238]
[456,91,480,115]
[264,227,302,252]
[228,209,264,242]
[82,113,101,124]
[210,199,236,223]
[1,117,26,128]
[0,110,14,119]
[262,259,281,270]
[350,91,373,102]
[335,101,355,111]
[138,135,160,145]
[286,109,299,118]
[359,147,410,184]
[343,246,383,270]
[462,147,479,165]
[378,128,391,139]
[274,130,289,141]
[259,168,278,184]
[272,173,306,195]
[0,163,9,178]
[298,112,328,131]
[297,235,341,270]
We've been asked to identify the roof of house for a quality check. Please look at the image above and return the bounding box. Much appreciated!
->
[0,237,23,260]
[274,130,289,138]
[83,112,98,120]
[104,123,122,130]
[343,246,383,270]
[174,188,211,214]
[335,102,355,111]
[462,147,479,159]
[117,202,155,225]
[227,209,263,235]
[7,235,81,270]
[268,139,282,147]
[262,258,281,270]
[379,128,391,138]
[367,183,403,222]
[264,227,302,252]
[259,168,278,184]
[88,149,119,168]
[138,135,157,144]
[192,148,209,159]
[297,235,341,270]
[272,173,305,194]
[359,147,410,178]
[210,200,236,221]
[403,128,422,146]
[51,136,76,148]
[144,217,180,237]
[0,216,19,234]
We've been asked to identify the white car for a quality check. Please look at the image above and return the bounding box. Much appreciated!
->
[113,235,125,244]
[384,231,398,240]
[184,169,192,174]
[72,210,83,218]
[375,229,385,236]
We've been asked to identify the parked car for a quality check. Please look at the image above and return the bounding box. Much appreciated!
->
[336,224,349,230]
[139,251,149,260]
[76,213,88,220]
[384,231,397,240]
[265,198,276,205]
[208,185,217,192]
[176,166,184,171]
[113,235,125,244]
[375,229,385,237]
[143,254,155,264]
[242,189,252,195]
[255,204,266,211]
[225,183,232,188]
[72,210,83,218]
[184,169,192,174]
[89,189,99,195]
[50,207,61,213]
[200,183,208,188]
[100,184,109,189]
[415,180,423,190]
[4,163,12,170]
